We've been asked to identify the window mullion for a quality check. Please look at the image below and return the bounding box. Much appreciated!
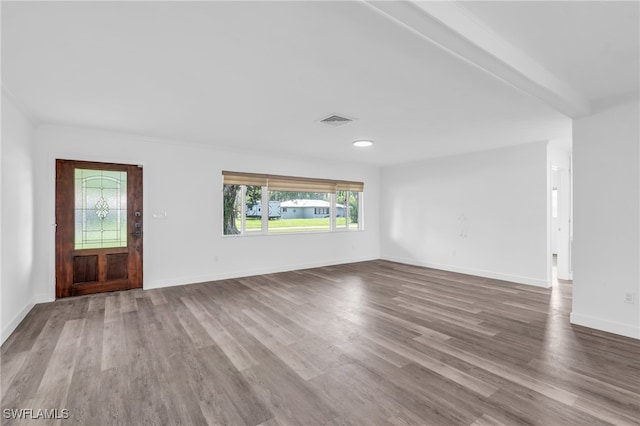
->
[358,191,363,230]
[345,191,350,230]
[241,185,247,234]
[330,193,336,231]
[261,186,268,234]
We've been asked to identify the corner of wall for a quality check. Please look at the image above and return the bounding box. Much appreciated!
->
[1,90,39,346]
[572,98,640,340]
[379,142,550,288]
[380,254,551,288]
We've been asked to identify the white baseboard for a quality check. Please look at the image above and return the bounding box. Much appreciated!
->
[144,256,378,290]
[381,255,551,288]
[570,312,640,340]
[1,293,50,345]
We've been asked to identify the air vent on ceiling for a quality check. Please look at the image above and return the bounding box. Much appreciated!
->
[319,114,355,127]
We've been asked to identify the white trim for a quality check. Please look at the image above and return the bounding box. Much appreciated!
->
[240,185,247,233]
[221,228,363,238]
[260,186,268,235]
[224,187,363,235]
[546,144,553,286]
[1,293,51,345]
[358,191,364,231]
[330,193,337,231]
[343,192,349,230]
[381,255,551,288]
[143,256,378,290]
[570,312,640,340]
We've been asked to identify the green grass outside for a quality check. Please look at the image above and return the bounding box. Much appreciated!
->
[236,217,358,231]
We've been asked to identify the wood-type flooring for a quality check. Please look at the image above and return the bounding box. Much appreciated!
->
[2,260,639,425]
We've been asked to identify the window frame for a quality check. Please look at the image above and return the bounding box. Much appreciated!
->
[221,171,364,237]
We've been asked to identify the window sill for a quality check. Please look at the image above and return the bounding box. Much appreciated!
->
[222,229,363,238]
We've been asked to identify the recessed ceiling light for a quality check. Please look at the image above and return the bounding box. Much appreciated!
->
[353,140,373,147]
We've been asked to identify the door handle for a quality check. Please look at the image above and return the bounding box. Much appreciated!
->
[133,231,142,237]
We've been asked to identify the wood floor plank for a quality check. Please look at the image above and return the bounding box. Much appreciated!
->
[100,314,126,372]
[470,413,508,426]
[1,304,54,356]
[526,357,640,413]
[182,296,258,371]
[572,395,640,425]
[29,318,85,421]
[365,331,499,398]
[103,295,121,324]
[307,364,408,425]
[0,351,28,401]
[2,261,639,426]
[244,324,324,381]
[1,303,74,410]
[241,355,337,425]
[173,301,215,349]
[133,299,210,425]
[192,344,274,426]
[117,290,138,314]
[242,308,298,346]
[63,309,104,424]
[87,294,106,312]
[358,305,451,341]
[413,336,579,405]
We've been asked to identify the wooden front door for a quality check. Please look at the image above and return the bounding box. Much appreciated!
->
[56,160,143,298]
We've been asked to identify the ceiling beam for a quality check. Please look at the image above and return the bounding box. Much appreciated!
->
[364,0,591,118]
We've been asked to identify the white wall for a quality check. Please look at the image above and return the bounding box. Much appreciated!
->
[31,125,380,301]
[380,141,549,287]
[1,92,41,343]
[572,99,640,339]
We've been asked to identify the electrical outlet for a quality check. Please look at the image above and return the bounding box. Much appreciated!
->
[624,292,635,304]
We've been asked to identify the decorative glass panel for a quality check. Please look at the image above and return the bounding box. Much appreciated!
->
[75,169,128,249]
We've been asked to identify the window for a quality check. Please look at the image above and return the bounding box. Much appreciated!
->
[270,191,331,233]
[336,190,360,230]
[223,185,262,235]
[222,171,364,235]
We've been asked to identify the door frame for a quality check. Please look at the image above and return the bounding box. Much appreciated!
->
[46,153,147,300]
[547,147,573,287]
[556,166,573,280]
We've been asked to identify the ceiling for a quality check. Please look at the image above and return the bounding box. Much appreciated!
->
[461,1,640,107]
[2,1,637,166]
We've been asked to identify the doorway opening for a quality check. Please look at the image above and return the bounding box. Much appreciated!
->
[550,163,572,288]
